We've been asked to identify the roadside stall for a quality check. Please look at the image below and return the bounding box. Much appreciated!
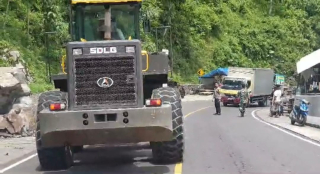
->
[295,49,320,122]
[198,68,228,95]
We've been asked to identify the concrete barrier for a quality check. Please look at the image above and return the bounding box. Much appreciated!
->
[181,84,201,95]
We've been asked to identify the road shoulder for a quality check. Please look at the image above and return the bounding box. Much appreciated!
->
[0,136,36,170]
[254,109,320,143]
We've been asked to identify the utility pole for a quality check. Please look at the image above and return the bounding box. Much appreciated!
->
[3,0,10,35]
[168,1,174,77]
[27,0,30,48]
[269,0,273,15]
[44,31,56,82]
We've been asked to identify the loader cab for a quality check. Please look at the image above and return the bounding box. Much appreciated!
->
[70,1,142,41]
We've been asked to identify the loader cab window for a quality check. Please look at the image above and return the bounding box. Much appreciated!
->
[72,3,140,41]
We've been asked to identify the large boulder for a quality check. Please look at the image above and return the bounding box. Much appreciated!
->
[0,55,34,136]
[181,84,202,95]
[9,50,20,62]
[0,68,31,114]
[0,108,29,135]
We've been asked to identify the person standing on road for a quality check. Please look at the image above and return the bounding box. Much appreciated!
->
[212,82,221,115]
[272,85,282,116]
[279,92,286,116]
[238,83,249,115]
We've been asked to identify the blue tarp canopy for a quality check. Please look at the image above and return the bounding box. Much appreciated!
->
[200,68,229,78]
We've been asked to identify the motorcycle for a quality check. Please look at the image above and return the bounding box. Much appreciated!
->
[289,99,310,126]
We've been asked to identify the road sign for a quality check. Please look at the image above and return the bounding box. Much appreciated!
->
[197,69,204,76]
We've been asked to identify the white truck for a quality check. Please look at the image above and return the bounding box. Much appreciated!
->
[219,67,274,107]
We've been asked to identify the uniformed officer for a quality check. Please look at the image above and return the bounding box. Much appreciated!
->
[237,83,249,116]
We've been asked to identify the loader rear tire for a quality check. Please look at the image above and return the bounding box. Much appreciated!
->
[150,87,184,164]
[36,91,73,170]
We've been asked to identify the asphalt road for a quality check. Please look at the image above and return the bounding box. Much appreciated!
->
[3,100,320,174]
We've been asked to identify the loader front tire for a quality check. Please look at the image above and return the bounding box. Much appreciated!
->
[36,91,73,170]
[150,87,184,164]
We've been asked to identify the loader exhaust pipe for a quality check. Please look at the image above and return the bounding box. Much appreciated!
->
[104,5,111,40]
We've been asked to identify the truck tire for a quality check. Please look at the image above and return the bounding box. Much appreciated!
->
[258,101,264,107]
[150,87,184,163]
[36,91,73,170]
[258,97,267,107]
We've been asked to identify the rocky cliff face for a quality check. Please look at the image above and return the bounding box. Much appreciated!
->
[0,50,35,137]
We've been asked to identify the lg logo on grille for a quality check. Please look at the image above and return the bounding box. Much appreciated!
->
[90,47,117,54]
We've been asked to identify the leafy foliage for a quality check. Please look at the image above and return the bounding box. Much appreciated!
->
[1,0,320,92]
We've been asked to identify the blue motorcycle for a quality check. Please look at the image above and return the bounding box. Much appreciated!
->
[289,99,310,126]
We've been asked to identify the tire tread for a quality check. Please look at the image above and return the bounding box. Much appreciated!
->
[150,87,184,163]
[36,91,72,170]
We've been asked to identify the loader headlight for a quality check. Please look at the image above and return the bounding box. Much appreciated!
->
[73,48,83,55]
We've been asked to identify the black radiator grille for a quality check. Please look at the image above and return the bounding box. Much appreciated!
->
[74,56,137,106]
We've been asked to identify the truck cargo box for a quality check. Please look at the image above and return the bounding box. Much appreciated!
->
[228,67,274,97]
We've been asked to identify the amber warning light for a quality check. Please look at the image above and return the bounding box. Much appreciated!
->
[49,103,66,111]
[145,99,162,107]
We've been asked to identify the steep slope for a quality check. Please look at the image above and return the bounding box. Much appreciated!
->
[1,0,320,92]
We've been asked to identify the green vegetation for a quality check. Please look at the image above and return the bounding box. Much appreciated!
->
[1,0,320,92]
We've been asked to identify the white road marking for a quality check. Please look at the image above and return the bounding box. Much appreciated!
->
[251,109,320,148]
[0,153,37,173]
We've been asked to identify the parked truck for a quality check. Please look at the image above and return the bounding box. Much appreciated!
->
[219,67,274,107]
[274,74,285,85]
